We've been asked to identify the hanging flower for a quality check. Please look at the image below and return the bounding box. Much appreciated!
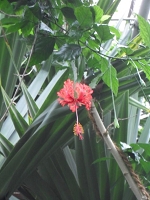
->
[73,122,84,140]
[57,79,93,139]
[57,79,93,112]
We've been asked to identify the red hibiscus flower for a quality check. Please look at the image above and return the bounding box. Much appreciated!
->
[57,79,93,112]
[57,79,93,139]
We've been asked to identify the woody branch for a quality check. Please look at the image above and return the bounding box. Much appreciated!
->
[90,101,149,200]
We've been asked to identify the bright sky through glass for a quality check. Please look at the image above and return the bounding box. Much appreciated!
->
[112,0,142,19]
[109,0,144,31]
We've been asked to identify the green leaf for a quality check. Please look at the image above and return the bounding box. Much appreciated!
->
[36,69,69,115]
[119,45,133,55]
[0,103,72,199]
[137,15,150,48]
[21,81,39,119]
[29,2,42,20]
[1,87,29,137]
[92,157,113,164]
[109,91,129,200]
[0,134,14,157]
[61,0,82,7]
[130,144,141,151]
[138,144,150,157]
[93,24,114,42]
[74,6,93,28]
[101,58,118,96]
[54,44,81,61]
[0,0,13,13]
[25,170,60,200]
[129,97,150,113]
[20,6,39,36]
[87,37,101,50]
[134,60,150,81]
[7,22,23,33]
[0,17,21,26]
[76,56,86,81]
[29,36,55,66]
[21,20,34,37]
[140,159,150,174]
[109,26,120,39]
[90,5,103,23]
[61,7,76,23]
[100,15,110,22]
[75,131,100,200]
[89,73,102,88]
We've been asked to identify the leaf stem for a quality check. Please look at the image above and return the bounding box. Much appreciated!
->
[79,40,150,61]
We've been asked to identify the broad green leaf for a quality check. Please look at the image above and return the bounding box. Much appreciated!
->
[29,2,42,20]
[93,24,114,42]
[7,22,23,34]
[0,0,13,13]
[140,159,150,174]
[24,6,38,22]
[87,37,101,50]
[90,5,103,23]
[130,144,141,151]
[101,58,118,96]
[137,15,150,48]
[20,7,39,36]
[74,6,93,28]
[100,15,110,22]
[0,17,21,26]
[29,36,55,66]
[61,7,76,23]
[138,144,150,157]
[53,44,81,61]
[21,20,34,37]
[109,26,120,39]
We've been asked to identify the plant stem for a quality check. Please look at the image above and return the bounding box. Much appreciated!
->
[90,100,149,200]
